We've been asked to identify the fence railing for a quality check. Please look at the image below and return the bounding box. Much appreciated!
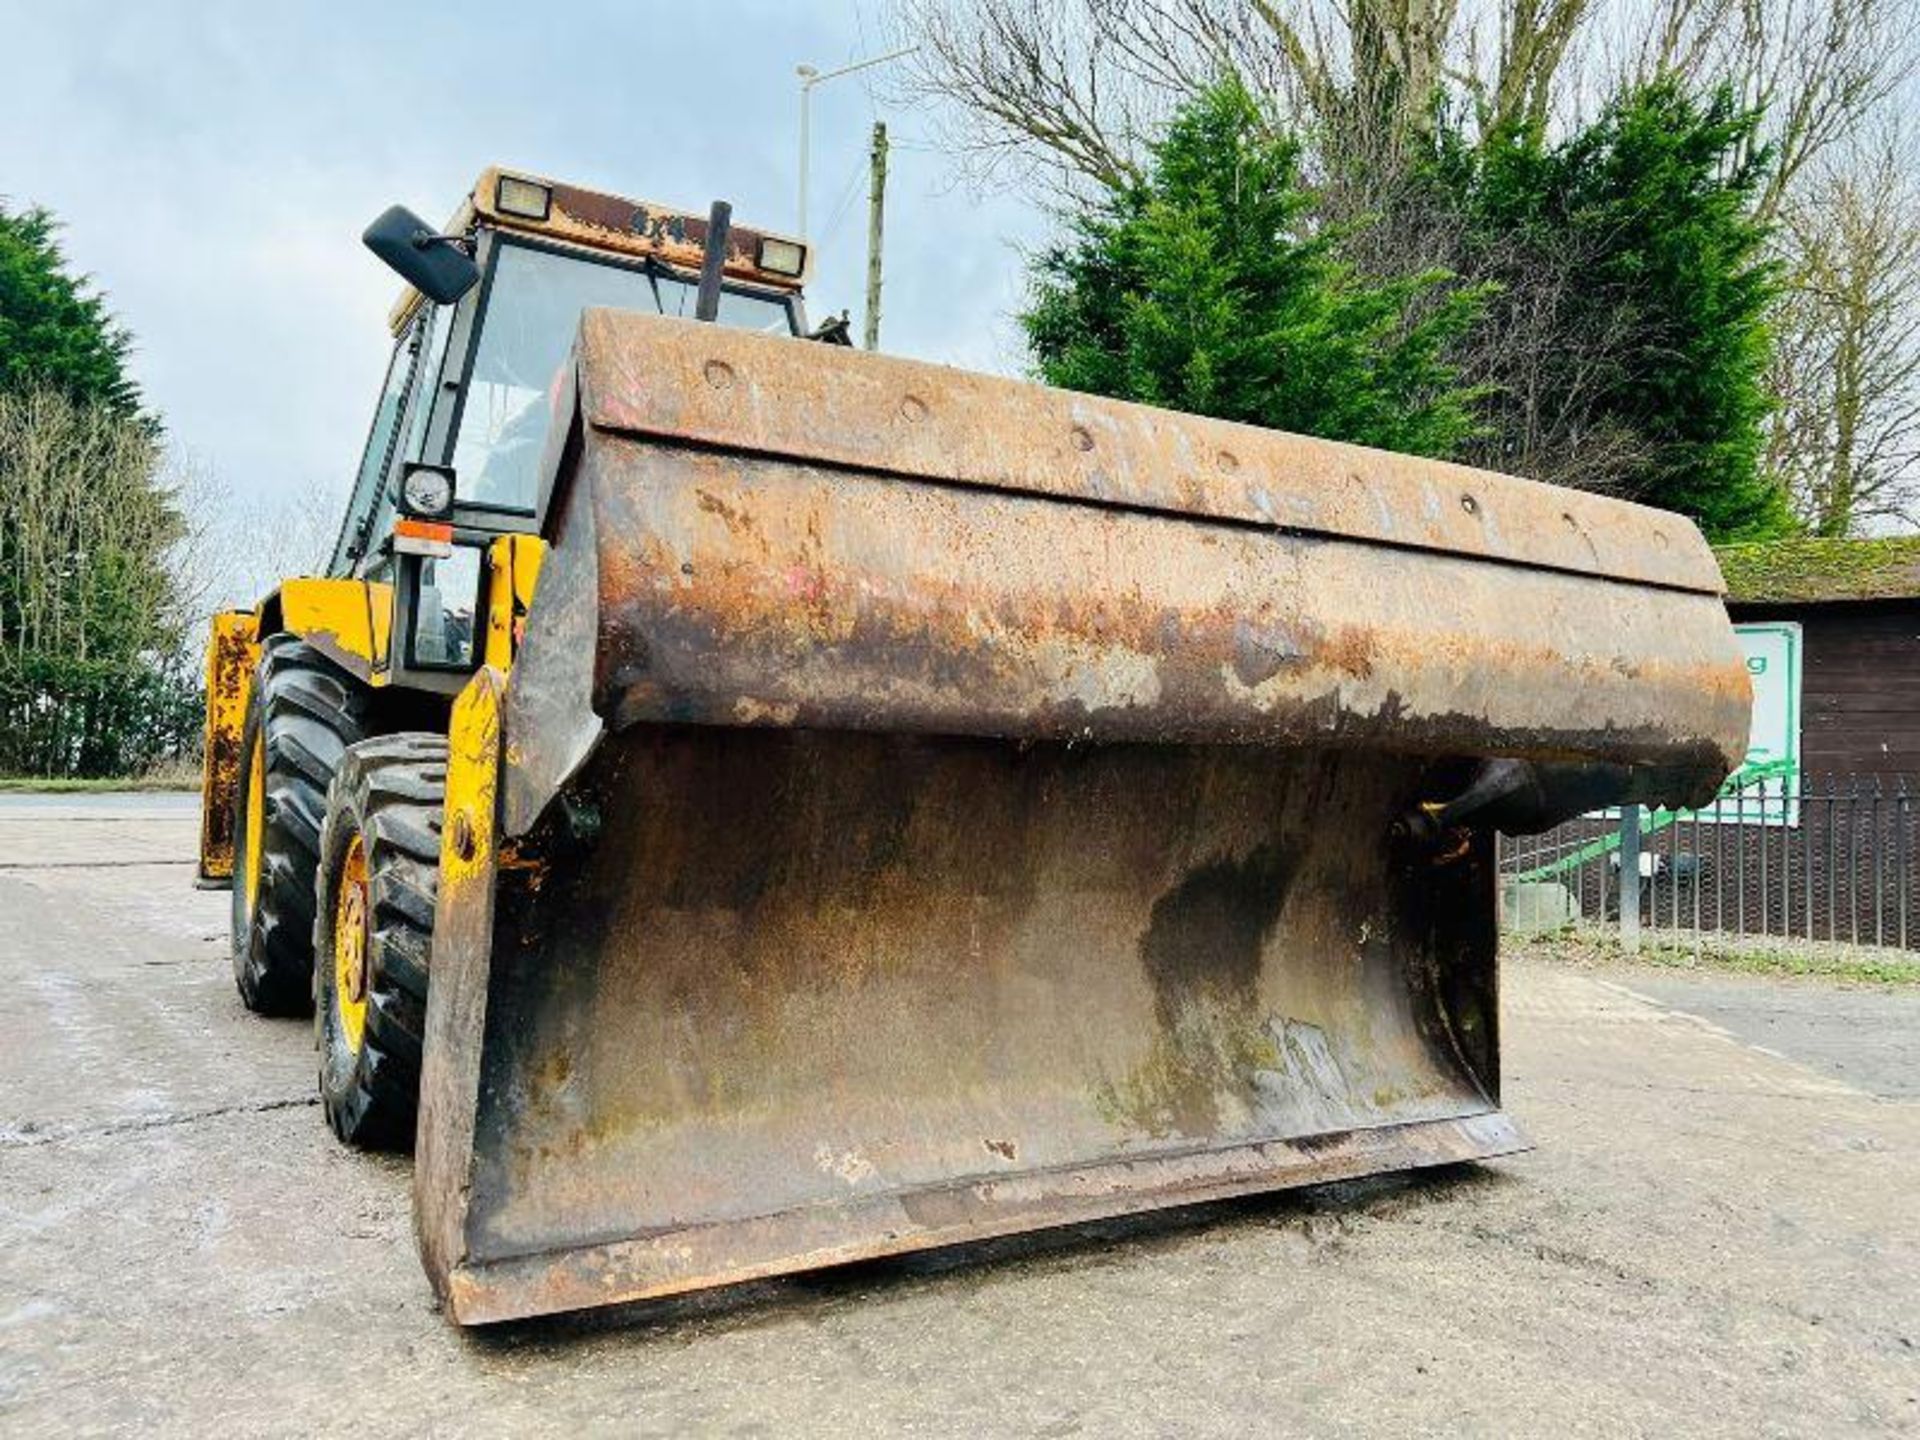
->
[1497,771,1917,952]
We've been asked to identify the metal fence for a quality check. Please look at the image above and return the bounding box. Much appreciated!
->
[1498,773,1918,951]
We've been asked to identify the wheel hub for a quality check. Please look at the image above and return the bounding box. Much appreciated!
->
[242,739,265,920]
[333,834,371,1052]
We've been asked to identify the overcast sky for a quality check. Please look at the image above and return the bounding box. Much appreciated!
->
[4,0,1046,533]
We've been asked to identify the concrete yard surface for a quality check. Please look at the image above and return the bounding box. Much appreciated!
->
[0,794,1914,1437]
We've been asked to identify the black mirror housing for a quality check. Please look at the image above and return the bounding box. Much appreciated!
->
[363,205,480,306]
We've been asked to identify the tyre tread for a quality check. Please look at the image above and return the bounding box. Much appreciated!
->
[312,732,448,1149]
[232,635,369,1016]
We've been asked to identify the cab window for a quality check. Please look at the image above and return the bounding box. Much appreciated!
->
[362,305,452,564]
[449,239,797,514]
[330,321,418,574]
[329,304,453,577]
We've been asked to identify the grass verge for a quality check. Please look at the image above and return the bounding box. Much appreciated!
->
[1513,925,1920,987]
[0,774,199,794]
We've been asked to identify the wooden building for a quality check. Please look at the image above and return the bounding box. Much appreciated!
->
[1717,536,1920,777]
[1503,538,1920,949]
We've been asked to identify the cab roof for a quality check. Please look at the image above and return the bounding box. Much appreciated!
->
[387,166,811,335]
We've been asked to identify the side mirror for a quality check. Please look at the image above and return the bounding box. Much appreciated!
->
[363,205,480,306]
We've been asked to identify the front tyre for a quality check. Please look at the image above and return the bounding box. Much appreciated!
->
[313,734,447,1149]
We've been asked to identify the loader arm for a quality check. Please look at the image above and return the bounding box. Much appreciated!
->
[416,310,1750,1324]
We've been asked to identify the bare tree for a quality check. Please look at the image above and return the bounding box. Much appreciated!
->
[1617,0,1920,221]
[1455,221,1661,493]
[891,0,1917,211]
[183,469,345,618]
[888,0,1156,199]
[0,389,177,664]
[0,389,195,774]
[893,0,1607,193]
[1768,131,1920,533]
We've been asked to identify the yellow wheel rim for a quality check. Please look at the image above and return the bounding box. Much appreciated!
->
[243,737,265,919]
[333,834,370,1054]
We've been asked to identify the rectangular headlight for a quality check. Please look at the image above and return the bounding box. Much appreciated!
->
[495,175,552,221]
[757,236,806,277]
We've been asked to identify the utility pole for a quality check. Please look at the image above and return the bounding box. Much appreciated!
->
[863,122,889,351]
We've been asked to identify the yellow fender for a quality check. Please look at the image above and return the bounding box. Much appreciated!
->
[194,576,391,886]
[275,576,393,682]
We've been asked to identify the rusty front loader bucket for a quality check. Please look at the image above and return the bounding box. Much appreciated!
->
[417,312,1750,1325]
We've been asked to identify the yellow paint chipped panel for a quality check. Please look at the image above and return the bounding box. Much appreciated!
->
[443,666,506,893]
[483,535,546,672]
[197,609,260,883]
[278,577,393,681]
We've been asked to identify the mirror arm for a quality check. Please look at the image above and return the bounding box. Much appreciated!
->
[412,232,475,257]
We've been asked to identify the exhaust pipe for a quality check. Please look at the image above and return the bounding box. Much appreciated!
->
[694,200,731,323]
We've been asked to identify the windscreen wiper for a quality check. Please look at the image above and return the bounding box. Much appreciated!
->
[642,256,670,317]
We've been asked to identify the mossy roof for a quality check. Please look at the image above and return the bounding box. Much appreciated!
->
[1714,536,1920,604]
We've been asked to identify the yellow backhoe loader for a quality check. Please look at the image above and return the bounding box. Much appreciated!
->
[197,166,1751,1325]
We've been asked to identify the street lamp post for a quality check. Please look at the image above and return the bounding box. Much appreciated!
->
[796,63,817,238]
[795,43,918,241]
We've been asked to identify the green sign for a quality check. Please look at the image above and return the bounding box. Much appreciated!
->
[1697,622,1801,825]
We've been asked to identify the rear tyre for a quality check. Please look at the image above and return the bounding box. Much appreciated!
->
[313,734,447,1149]
[231,635,370,1016]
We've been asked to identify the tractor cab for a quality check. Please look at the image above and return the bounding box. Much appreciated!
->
[331,167,812,689]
